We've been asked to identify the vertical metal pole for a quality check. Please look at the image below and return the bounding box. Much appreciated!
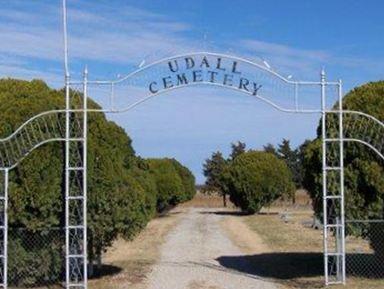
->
[64,68,70,288]
[110,82,115,112]
[338,79,346,284]
[335,217,341,280]
[294,82,299,112]
[62,0,71,287]
[3,169,8,289]
[82,67,88,287]
[63,0,69,81]
[321,68,328,285]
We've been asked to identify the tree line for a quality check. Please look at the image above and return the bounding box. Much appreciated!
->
[0,78,196,285]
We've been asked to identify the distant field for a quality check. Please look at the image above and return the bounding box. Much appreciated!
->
[180,191,233,208]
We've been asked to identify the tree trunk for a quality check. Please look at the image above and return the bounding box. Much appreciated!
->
[292,191,296,205]
[88,232,94,277]
[96,245,102,271]
[223,193,227,207]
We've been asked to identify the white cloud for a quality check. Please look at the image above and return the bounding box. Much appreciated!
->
[238,39,384,81]
[0,63,63,86]
[237,39,331,77]
[0,2,194,62]
[241,39,329,61]
[0,1,197,84]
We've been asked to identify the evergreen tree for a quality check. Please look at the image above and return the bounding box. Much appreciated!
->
[263,143,277,155]
[203,141,247,207]
[296,139,311,188]
[202,151,229,206]
[276,139,300,202]
[230,141,246,160]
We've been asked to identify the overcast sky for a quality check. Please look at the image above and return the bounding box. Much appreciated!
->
[1,0,384,183]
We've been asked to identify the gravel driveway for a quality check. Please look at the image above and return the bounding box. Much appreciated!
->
[144,207,277,289]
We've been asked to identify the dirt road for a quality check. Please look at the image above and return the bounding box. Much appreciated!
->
[144,207,278,289]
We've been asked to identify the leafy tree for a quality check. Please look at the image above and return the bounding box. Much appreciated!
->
[227,151,295,214]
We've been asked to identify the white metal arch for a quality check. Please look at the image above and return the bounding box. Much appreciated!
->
[76,51,337,114]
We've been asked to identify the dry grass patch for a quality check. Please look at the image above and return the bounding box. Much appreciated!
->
[187,280,220,289]
[243,205,384,289]
[180,191,233,208]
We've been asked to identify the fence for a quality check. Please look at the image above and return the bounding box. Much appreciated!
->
[6,228,132,289]
[8,228,65,288]
[346,220,384,279]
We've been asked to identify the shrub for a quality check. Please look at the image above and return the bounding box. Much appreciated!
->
[227,151,295,214]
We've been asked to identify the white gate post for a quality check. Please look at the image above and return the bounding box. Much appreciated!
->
[64,73,88,288]
[82,66,88,288]
[63,0,71,284]
[322,70,346,285]
[338,79,346,284]
[63,1,87,287]
[0,169,8,289]
[321,68,329,285]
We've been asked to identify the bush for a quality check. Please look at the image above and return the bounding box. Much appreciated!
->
[227,151,295,214]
